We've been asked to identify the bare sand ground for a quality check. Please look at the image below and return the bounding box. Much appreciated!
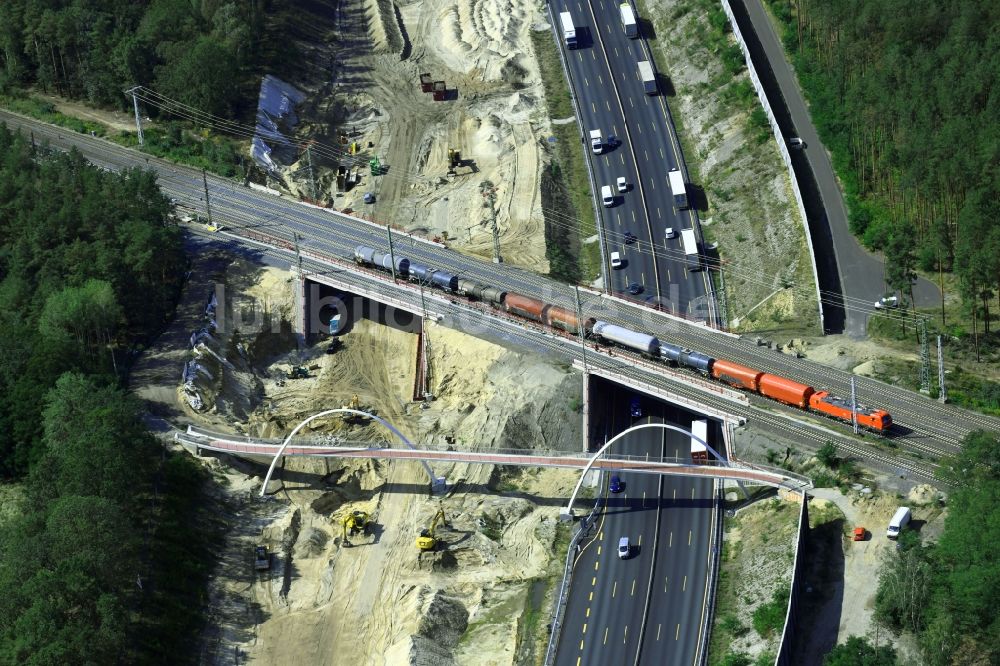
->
[281,0,551,273]
[129,251,584,664]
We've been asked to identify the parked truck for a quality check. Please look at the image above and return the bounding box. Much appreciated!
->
[560,12,577,49]
[590,129,603,154]
[638,60,657,94]
[620,4,638,38]
[886,507,911,539]
[668,168,688,209]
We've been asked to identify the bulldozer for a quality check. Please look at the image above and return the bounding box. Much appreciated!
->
[415,508,447,551]
[340,510,372,547]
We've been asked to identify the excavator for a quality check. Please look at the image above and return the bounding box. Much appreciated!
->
[340,510,371,547]
[415,509,447,551]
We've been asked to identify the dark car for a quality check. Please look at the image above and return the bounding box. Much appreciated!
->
[629,397,642,418]
[609,475,624,493]
[624,231,637,245]
[628,283,643,295]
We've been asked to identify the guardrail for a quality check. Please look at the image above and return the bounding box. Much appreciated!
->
[543,497,603,666]
[695,486,725,665]
[543,0,610,288]
[719,0,824,332]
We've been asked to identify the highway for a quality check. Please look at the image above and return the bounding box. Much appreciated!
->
[4,109,996,461]
[551,0,713,321]
[555,388,715,665]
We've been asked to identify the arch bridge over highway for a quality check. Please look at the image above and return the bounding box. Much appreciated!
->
[176,425,812,492]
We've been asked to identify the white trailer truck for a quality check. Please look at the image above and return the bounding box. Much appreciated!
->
[668,168,688,209]
[681,228,701,271]
[560,12,577,49]
[638,60,657,94]
[620,4,638,38]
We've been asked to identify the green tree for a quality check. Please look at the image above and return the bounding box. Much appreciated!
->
[822,636,896,665]
[817,441,839,468]
[883,219,917,328]
[874,547,932,633]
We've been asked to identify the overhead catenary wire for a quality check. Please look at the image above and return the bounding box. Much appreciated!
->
[132,86,927,326]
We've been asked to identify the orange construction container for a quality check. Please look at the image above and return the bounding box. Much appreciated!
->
[710,359,763,391]
[759,374,814,408]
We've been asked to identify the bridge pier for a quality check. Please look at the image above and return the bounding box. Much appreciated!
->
[293,270,308,349]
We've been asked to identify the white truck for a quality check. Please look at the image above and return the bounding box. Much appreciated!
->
[590,129,603,154]
[668,168,688,209]
[638,60,657,94]
[681,228,701,271]
[620,4,638,38]
[886,507,911,539]
[690,419,708,462]
[560,12,577,49]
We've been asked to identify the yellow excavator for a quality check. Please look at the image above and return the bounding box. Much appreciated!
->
[340,510,371,547]
[415,509,447,551]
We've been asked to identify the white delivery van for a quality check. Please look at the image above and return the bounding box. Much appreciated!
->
[601,185,614,207]
[886,507,911,539]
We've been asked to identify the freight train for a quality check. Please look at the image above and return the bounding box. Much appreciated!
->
[353,246,893,433]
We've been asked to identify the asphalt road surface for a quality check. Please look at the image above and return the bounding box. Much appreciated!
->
[734,0,939,336]
[555,389,715,665]
[5,109,996,455]
[552,0,714,323]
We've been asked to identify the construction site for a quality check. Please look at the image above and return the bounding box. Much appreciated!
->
[249,0,550,272]
[132,242,586,664]
[123,0,842,662]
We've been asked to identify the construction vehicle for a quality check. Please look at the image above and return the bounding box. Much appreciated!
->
[369,156,383,175]
[415,509,447,551]
[289,366,309,379]
[446,149,475,178]
[341,394,375,423]
[340,510,372,547]
[254,545,271,570]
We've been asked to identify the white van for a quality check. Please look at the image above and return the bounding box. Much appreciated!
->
[886,507,911,539]
[601,185,614,207]
[617,537,630,559]
[610,251,623,269]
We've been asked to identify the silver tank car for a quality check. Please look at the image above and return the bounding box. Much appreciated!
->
[354,245,377,264]
[482,286,507,305]
[354,246,409,275]
[457,278,480,298]
[592,321,660,355]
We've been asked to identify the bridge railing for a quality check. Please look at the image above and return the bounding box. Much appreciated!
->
[179,427,813,490]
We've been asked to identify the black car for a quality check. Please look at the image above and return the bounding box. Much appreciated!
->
[628,283,643,295]
[623,231,637,245]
